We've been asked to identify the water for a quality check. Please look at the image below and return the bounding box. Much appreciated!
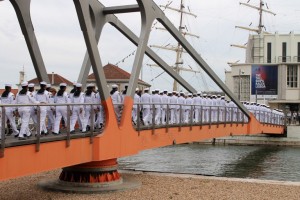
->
[119,144,300,182]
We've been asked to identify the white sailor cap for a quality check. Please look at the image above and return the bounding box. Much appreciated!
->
[40,81,47,85]
[197,91,202,95]
[202,93,207,96]
[76,83,82,87]
[135,88,139,91]
[155,88,160,92]
[163,89,168,92]
[112,84,118,88]
[188,93,192,96]
[46,84,51,88]
[144,88,149,91]
[172,91,177,93]
[87,83,95,87]
[221,96,225,99]
[21,81,28,87]
[168,92,172,94]
[180,91,184,94]
[60,83,67,87]
[5,83,12,87]
[28,83,35,87]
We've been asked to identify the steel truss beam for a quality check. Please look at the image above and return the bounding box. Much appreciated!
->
[76,0,249,117]
[9,0,49,83]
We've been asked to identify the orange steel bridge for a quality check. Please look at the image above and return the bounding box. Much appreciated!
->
[0,0,285,191]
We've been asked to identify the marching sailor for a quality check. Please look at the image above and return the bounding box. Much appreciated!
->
[110,84,122,121]
[15,82,40,140]
[70,83,86,133]
[53,83,70,135]
[1,84,19,137]
[84,83,97,131]
[132,88,140,125]
[161,90,169,125]
[140,88,151,125]
[34,81,50,135]
[185,93,193,123]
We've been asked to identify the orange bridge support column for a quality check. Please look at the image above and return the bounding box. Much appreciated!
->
[39,159,140,193]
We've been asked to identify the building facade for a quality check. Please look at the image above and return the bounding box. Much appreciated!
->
[225,32,300,111]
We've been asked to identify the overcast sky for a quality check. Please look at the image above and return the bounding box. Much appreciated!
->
[0,0,299,91]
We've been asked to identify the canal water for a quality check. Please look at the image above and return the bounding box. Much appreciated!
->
[119,144,300,182]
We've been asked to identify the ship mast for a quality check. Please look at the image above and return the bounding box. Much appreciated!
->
[149,0,203,91]
[230,0,276,50]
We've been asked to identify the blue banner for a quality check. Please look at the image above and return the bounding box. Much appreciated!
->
[251,65,278,95]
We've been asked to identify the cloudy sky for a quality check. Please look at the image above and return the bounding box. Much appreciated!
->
[0,0,299,91]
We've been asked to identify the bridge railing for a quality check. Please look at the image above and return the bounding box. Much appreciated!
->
[130,103,285,132]
[0,103,105,157]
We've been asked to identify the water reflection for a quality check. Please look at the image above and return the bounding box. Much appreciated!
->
[219,147,281,178]
[119,144,300,182]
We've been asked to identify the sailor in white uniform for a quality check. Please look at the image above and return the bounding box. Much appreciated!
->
[151,89,162,125]
[95,90,104,129]
[70,83,86,133]
[169,91,178,124]
[132,88,140,125]
[15,82,40,140]
[185,93,193,123]
[84,83,97,131]
[1,84,19,137]
[53,83,70,135]
[46,84,55,132]
[140,88,151,125]
[177,92,186,123]
[34,82,50,135]
[193,92,202,123]
[161,90,169,125]
[28,83,37,126]
[219,96,226,122]
[110,84,122,121]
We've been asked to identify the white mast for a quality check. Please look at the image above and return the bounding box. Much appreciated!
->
[230,0,276,49]
[149,0,205,91]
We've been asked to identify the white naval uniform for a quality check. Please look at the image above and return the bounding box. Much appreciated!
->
[53,91,70,134]
[169,95,178,124]
[193,96,202,123]
[84,91,97,129]
[185,97,193,123]
[15,91,39,138]
[35,90,50,134]
[177,96,186,123]
[1,92,19,136]
[211,98,217,122]
[151,94,162,125]
[141,92,151,125]
[111,91,122,121]
[95,92,104,128]
[47,93,55,131]
[29,91,37,125]
[219,99,226,122]
[161,94,169,125]
[132,93,140,124]
[70,92,86,132]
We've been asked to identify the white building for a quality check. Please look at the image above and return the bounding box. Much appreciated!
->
[225,32,300,111]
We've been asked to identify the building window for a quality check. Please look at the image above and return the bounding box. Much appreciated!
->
[233,76,250,101]
[267,43,272,63]
[282,42,287,62]
[287,65,298,88]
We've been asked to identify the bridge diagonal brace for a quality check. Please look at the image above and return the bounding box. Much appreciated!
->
[9,0,49,83]
[73,0,109,100]
[76,2,107,88]
[103,4,140,15]
[126,0,155,97]
[107,17,196,93]
[148,2,249,117]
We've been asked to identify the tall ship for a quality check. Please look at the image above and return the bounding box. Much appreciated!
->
[225,0,300,112]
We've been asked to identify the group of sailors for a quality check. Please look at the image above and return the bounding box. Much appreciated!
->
[0,82,104,140]
[128,88,285,126]
[0,83,285,140]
